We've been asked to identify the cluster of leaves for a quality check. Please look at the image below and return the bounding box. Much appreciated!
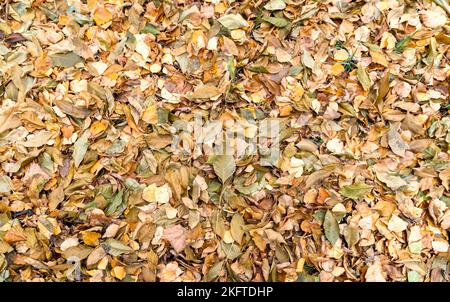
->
[0,0,449,283]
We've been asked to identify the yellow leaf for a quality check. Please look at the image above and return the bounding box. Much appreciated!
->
[113,266,126,280]
[279,104,293,117]
[87,0,97,11]
[93,7,112,26]
[82,231,101,246]
[370,50,388,67]
[142,105,158,124]
[333,49,349,61]
[143,184,171,204]
[191,85,222,99]
[90,120,108,136]
[331,63,345,76]
[142,184,157,202]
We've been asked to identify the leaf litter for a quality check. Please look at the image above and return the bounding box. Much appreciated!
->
[0,0,449,282]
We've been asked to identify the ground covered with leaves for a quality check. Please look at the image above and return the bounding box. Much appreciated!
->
[0,0,449,282]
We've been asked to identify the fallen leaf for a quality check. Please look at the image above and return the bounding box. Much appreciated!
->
[163,225,187,253]
[230,213,245,244]
[324,210,340,245]
[213,155,236,183]
[357,64,372,91]
[73,131,90,168]
[340,182,372,200]
[218,14,249,30]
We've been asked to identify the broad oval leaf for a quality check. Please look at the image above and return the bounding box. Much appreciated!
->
[262,16,290,28]
[73,131,90,168]
[218,14,249,30]
[339,182,372,200]
[324,210,340,245]
[213,155,236,183]
[50,52,83,68]
[230,213,245,244]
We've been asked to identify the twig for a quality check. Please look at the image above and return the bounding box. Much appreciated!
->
[4,0,9,20]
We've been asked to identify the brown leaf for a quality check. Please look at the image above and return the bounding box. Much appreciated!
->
[4,33,27,45]
[54,99,92,119]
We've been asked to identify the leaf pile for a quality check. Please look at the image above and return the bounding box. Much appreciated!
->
[0,0,449,282]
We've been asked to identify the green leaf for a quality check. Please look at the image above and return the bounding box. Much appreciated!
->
[141,23,160,35]
[262,16,290,28]
[323,210,340,245]
[218,14,249,30]
[102,239,133,256]
[220,241,241,260]
[339,182,372,200]
[357,63,372,91]
[105,189,124,216]
[288,65,302,76]
[73,131,90,168]
[50,52,83,68]
[206,260,224,281]
[207,180,222,193]
[248,65,269,73]
[313,209,326,223]
[213,155,236,183]
[234,174,265,195]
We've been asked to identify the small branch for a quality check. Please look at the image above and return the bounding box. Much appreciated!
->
[3,0,9,21]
